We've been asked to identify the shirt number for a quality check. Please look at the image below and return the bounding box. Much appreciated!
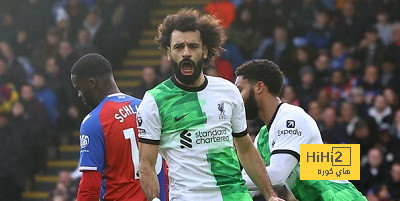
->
[123,128,162,179]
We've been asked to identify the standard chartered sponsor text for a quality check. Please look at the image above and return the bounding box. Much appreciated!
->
[195,129,230,144]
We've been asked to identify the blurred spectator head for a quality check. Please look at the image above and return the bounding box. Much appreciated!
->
[0,112,8,128]
[331,41,345,58]
[383,87,398,108]
[353,120,371,139]
[85,9,100,27]
[314,52,330,71]
[45,57,61,75]
[392,23,400,43]
[32,72,47,90]
[376,10,389,24]
[372,95,388,113]
[322,106,337,128]
[0,41,14,60]
[317,88,330,109]
[0,56,7,75]
[307,100,322,121]
[315,9,330,28]
[11,101,25,117]
[391,162,400,183]
[340,101,356,123]
[343,56,359,74]
[142,66,157,87]
[351,87,365,105]
[46,27,61,46]
[295,47,311,64]
[0,12,14,27]
[299,66,315,86]
[77,29,90,45]
[58,170,73,187]
[20,84,34,102]
[330,69,344,87]
[364,26,379,44]
[58,40,73,59]
[280,85,298,105]
[342,2,355,18]
[159,54,171,74]
[363,65,380,85]
[367,147,383,168]
[274,26,288,43]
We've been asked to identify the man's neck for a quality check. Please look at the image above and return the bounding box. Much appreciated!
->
[258,96,282,125]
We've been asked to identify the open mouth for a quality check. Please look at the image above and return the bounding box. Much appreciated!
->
[180,60,195,76]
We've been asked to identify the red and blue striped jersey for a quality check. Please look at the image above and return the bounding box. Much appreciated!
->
[79,93,167,201]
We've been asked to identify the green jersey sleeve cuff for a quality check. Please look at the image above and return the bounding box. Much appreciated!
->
[139,138,160,145]
[232,130,248,138]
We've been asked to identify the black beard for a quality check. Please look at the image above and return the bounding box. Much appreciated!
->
[245,89,259,120]
[171,57,203,85]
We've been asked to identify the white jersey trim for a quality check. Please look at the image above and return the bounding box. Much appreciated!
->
[79,166,98,171]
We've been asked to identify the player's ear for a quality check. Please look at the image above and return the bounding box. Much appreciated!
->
[88,78,96,88]
[254,81,264,94]
[203,45,208,59]
[166,47,171,61]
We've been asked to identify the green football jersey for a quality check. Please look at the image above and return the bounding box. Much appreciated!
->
[138,76,252,201]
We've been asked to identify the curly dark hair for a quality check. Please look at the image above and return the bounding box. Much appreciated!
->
[236,59,284,97]
[155,8,226,65]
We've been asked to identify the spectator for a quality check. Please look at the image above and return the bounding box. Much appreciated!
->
[319,106,348,144]
[0,41,28,90]
[375,10,393,46]
[339,101,361,136]
[360,65,383,104]
[82,9,103,44]
[305,9,332,50]
[383,87,399,111]
[358,148,390,195]
[295,66,320,109]
[290,0,322,36]
[259,0,292,37]
[349,120,377,158]
[0,13,17,42]
[390,109,400,140]
[388,162,400,200]
[228,7,262,59]
[54,7,73,42]
[0,112,26,201]
[73,29,97,57]
[313,52,331,85]
[280,85,300,106]
[56,40,78,78]
[354,27,386,68]
[31,27,60,70]
[49,170,78,201]
[368,95,392,125]
[32,72,59,125]
[324,69,346,108]
[307,100,323,122]
[157,54,172,83]
[385,23,400,67]
[204,0,235,29]
[131,66,158,99]
[261,26,294,79]
[329,41,350,71]
[64,0,88,40]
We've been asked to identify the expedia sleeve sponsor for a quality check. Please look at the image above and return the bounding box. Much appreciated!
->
[195,129,230,144]
[277,129,302,136]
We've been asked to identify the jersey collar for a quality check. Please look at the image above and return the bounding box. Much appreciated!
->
[171,75,208,92]
[267,102,285,132]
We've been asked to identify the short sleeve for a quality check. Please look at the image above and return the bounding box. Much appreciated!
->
[270,112,314,161]
[137,92,162,145]
[79,114,105,172]
[231,87,247,137]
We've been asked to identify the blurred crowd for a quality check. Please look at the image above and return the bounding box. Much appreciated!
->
[1,0,400,200]
[201,0,400,200]
[0,0,156,200]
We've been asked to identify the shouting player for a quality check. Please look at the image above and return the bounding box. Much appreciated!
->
[236,59,366,201]
[71,53,167,201]
[137,8,283,201]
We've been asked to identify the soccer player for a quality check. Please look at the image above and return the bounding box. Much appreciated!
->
[137,8,283,201]
[70,53,167,201]
[235,59,367,201]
